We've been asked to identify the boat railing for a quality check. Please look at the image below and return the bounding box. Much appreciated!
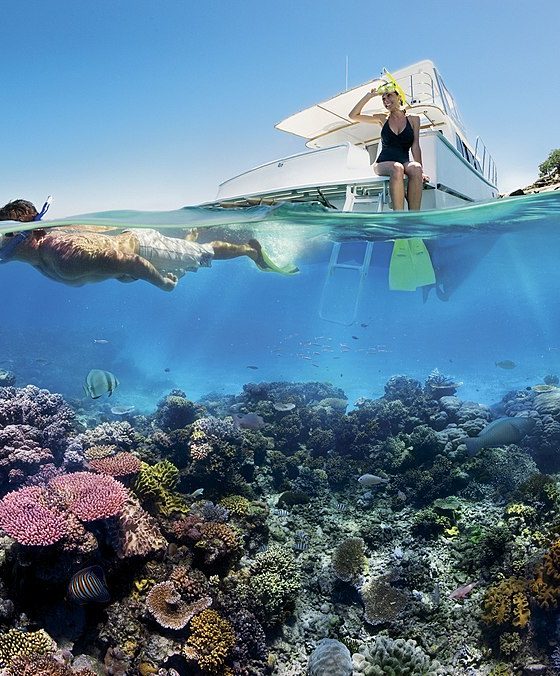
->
[400,71,437,106]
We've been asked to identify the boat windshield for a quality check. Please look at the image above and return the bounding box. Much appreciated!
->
[434,69,464,129]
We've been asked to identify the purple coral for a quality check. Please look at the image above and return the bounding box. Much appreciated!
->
[0,486,67,546]
[49,472,127,521]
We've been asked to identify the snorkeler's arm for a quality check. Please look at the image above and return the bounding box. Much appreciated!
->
[349,90,386,124]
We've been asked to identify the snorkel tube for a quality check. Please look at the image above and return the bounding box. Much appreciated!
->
[377,69,408,106]
[33,195,53,221]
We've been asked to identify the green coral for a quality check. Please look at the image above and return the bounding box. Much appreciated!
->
[0,628,54,667]
[133,460,188,516]
[219,495,251,517]
[352,636,445,675]
[411,507,452,539]
[246,545,301,625]
[331,537,367,583]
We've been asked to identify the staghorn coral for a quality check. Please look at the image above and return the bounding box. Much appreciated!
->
[49,472,127,521]
[308,638,352,676]
[7,654,97,675]
[184,609,236,674]
[352,636,446,675]
[0,486,67,546]
[0,628,55,668]
[88,451,141,477]
[331,537,367,583]
[146,580,212,630]
[482,577,531,628]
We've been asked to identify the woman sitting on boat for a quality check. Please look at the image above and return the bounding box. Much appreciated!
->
[349,83,428,210]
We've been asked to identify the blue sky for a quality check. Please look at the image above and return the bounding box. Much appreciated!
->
[2,1,559,217]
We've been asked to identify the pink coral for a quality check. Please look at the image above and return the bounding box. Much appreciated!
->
[0,486,67,545]
[49,472,127,521]
[89,452,141,477]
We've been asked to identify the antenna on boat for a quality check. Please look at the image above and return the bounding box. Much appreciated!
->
[345,55,349,90]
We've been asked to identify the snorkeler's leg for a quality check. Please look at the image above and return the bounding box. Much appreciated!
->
[109,252,178,291]
[404,162,423,211]
[212,240,298,274]
[374,161,405,210]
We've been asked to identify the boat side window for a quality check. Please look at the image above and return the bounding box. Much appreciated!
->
[455,134,482,173]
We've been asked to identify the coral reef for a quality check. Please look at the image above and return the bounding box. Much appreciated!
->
[183,609,236,673]
[352,636,446,675]
[308,638,352,676]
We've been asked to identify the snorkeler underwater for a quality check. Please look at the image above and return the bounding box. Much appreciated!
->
[2,4,560,672]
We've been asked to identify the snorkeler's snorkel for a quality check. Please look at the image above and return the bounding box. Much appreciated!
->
[33,195,53,221]
[378,69,408,106]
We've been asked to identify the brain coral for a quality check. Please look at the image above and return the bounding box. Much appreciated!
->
[0,628,55,668]
[308,638,352,676]
[352,636,446,675]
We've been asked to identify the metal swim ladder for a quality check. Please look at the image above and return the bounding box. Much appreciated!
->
[318,183,388,325]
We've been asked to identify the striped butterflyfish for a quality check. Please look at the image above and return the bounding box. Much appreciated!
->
[83,369,119,399]
[68,566,110,604]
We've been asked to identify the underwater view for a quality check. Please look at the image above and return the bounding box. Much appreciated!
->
[0,188,559,675]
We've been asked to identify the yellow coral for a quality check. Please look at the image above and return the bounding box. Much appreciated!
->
[133,460,187,516]
[482,577,530,628]
[531,538,560,609]
[184,609,236,673]
[0,628,54,667]
[219,495,251,517]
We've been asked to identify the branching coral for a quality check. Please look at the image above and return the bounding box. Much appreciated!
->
[0,486,67,546]
[0,628,55,667]
[89,451,141,477]
[49,472,127,521]
[531,538,560,609]
[184,609,236,673]
[247,545,301,625]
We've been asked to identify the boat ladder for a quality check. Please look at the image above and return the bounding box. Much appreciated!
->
[319,184,388,325]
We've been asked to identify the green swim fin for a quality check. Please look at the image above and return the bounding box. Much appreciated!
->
[256,247,299,275]
[408,238,436,288]
[389,238,435,291]
[389,239,417,291]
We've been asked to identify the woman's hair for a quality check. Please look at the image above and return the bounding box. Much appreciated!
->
[0,199,38,222]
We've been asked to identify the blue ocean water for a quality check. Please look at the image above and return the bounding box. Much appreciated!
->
[1,191,558,413]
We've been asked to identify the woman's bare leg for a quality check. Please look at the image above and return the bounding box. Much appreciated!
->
[374,161,406,210]
[405,162,424,211]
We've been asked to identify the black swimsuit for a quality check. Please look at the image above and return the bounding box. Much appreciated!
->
[376,117,414,164]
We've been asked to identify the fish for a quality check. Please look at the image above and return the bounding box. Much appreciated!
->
[495,360,516,369]
[448,581,479,601]
[110,405,135,415]
[360,323,369,328]
[83,369,119,399]
[352,336,359,340]
[232,412,265,430]
[272,508,290,517]
[459,416,536,456]
[93,339,110,345]
[164,367,171,373]
[273,402,296,412]
[68,566,110,604]
[334,502,347,512]
[246,365,259,370]
[358,474,389,487]
[189,488,204,498]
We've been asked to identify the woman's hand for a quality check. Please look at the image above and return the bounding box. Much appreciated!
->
[422,174,430,183]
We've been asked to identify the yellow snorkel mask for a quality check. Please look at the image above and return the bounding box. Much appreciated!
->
[377,69,408,106]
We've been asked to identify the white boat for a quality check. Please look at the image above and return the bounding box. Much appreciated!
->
[208,60,499,325]
[213,59,498,212]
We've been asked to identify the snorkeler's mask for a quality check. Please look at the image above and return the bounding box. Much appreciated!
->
[379,70,408,105]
